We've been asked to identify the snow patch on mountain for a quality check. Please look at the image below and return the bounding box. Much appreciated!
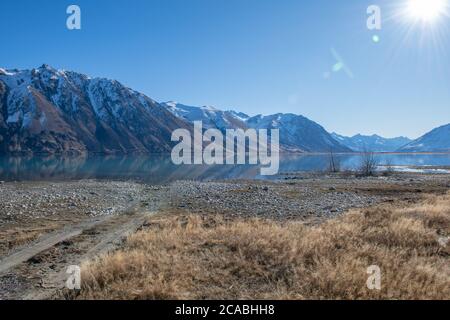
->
[6,111,21,124]
[163,101,247,130]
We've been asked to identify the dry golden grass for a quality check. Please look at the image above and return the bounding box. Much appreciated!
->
[70,192,450,300]
[0,224,58,256]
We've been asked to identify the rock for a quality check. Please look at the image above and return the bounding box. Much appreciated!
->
[438,236,449,247]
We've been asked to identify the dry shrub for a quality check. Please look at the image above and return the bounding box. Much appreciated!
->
[70,193,450,300]
[359,151,378,176]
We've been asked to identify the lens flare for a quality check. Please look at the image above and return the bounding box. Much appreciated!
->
[407,0,447,22]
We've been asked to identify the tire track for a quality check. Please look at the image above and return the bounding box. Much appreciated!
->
[0,193,161,300]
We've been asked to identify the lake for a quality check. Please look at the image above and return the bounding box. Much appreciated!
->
[0,153,449,183]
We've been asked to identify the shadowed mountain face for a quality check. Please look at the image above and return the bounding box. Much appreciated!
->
[398,124,450,152]
[0,65,189,155]
[331,133,412,152]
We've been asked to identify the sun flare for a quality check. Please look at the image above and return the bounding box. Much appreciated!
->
[407,0,448,22]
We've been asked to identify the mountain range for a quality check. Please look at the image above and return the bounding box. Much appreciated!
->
[331,133,412,152]
[163,102,350,152]
[0,65,448,155]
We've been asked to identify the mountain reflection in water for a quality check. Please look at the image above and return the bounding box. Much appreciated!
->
[0,153,449,183]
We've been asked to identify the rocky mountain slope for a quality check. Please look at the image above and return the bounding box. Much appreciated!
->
[0,65,188,155]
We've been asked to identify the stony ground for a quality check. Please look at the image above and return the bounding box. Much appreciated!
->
[0,180,165,257]
[165,172,450,221]
[0,181,143,222]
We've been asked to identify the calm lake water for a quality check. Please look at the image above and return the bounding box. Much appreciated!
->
[0,154,449,183]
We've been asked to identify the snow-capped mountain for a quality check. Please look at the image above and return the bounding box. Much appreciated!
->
[0,65,189,155]
[162,101,248,130]
[398,124,450,152]
[331,133,411,152]
[245,114,351,152]
[165,102,350,152]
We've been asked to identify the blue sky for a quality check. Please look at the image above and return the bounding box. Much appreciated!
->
[1,0,449,138]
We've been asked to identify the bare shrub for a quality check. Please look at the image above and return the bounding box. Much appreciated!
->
[359,150,378,176]
[328,149,341,173]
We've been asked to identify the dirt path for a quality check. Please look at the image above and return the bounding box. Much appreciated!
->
[0,217,108,275]
[0,199,157,300]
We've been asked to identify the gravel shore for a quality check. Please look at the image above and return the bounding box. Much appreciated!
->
[1,173,449,226]
[0,181,147,226]
[165,172,450,220]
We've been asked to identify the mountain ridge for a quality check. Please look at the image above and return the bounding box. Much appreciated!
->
[331,133,412,152]
[0,65,189,155]
[1,65,449,155]
[398,124,450,152]
[164,102,351,153]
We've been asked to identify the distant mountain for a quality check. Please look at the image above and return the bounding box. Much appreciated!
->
[398,124,450,152]
[246,114,351,152]
[162,102,248,130]
[165,102,351,152]
[0,65,188,155]
[331,133,411,152]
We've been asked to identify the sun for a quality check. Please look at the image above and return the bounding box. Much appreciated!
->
[407,0,448,22]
